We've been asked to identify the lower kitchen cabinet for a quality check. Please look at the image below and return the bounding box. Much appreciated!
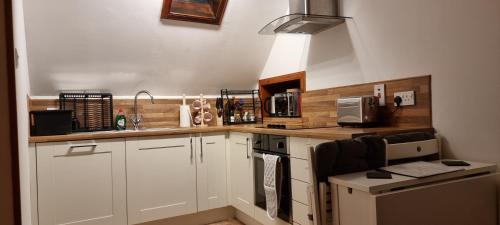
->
[36,139,127,225]
[229,132,255,217]
[126,135,197,225]
[195,133,228,211]
[289,137,330,225]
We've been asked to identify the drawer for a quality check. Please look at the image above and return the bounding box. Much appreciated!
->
[36,139,124,153]
[291,158,311,183]
[293,200,312,225]
[230,132,252,145]
[290,137,330,160]
[291,179,310,205]
[134,135,190,150]
[289,137,310,160]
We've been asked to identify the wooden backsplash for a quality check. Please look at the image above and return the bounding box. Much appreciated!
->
[29,98,220,129]
[30,75,432,130]
[300,75,432,128]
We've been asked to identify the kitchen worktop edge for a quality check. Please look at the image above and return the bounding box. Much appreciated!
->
[29,125,434,143]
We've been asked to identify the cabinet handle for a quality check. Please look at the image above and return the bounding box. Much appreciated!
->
[139,145,185,151]
[190,138,193,163]
[70,144,97,149]
[67,144,97,155]
[200,136,203,163]
[246,138,250,159]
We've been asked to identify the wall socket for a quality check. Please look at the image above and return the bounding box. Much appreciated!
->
[374,84,386,106]
[394,91,416,106]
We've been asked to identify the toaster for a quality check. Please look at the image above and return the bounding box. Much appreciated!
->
[337,96,379,126]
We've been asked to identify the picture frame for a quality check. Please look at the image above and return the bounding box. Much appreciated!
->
[161,0,229,25]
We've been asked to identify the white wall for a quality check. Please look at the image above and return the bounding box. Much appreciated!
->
[13,0,31,224]
[260,34,310,78]
[261,0,500,163]
[23,0,289,96]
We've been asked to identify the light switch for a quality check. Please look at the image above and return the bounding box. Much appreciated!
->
[374,84,386,106]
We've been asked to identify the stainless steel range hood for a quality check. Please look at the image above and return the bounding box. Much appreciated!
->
[259,0,351,35]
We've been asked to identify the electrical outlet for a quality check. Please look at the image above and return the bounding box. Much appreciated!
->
[394,91,415,106]
[374,84,386,106]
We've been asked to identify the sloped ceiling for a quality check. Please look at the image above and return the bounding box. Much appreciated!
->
[24,0,287,96]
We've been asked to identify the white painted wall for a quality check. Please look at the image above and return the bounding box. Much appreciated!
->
[261,0,500,163]
[13,0,32,224]
[260,34,310,79]
[23,0,289,96]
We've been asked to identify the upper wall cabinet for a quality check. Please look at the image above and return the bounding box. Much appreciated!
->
[126,135,197,225]
[36,139,127,225]
[195,133,228,211]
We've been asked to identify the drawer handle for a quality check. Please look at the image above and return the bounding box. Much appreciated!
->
[139,145,185,150]
[70,144,97,149]
[206,142,216,145]
[67,144,97,155]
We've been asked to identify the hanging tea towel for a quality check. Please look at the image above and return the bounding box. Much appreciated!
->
[263,154,281,220]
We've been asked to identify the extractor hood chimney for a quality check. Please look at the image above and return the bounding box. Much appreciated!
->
[259,0,351,35]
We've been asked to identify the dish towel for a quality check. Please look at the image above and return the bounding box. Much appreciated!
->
[263,154,281,220]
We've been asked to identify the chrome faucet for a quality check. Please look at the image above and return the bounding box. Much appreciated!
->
[131,90,155,130]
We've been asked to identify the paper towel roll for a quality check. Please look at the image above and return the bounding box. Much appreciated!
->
[179,105,191,128]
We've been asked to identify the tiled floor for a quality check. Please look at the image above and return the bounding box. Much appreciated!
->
[208,219,244,225]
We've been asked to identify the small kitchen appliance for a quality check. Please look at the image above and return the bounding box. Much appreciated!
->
[264,89,301,117]
[337,96,379,126]
[30,110,73,136]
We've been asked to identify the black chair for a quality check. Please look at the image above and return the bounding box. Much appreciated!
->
[307,135,386,225]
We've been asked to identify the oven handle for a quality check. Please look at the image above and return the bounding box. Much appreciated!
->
[253,152,263,159]
[253,152,286,162]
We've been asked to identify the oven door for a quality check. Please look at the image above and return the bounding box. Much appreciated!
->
[253,150,292,222]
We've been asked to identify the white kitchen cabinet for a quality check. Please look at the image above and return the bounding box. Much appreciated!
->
[36,139,127,225]
[289,137,330,225]
[228,132,254,217]
[195,133,228,211]
[126,135,197,225]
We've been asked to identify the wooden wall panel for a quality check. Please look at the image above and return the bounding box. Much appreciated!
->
[29,98,220,130]
[301,75,432,128]
[29,75,432,130]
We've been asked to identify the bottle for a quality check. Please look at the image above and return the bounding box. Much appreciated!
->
[115,109,126,130]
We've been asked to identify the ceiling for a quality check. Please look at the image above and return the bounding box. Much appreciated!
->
[23,0,288,96]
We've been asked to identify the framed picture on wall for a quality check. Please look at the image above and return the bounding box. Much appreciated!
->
[161,0,229,25]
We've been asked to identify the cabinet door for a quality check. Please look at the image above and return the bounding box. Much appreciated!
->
[37,139,127,225]
[196,133,228,211]
[228,132,254,217]
[126,135,196,225]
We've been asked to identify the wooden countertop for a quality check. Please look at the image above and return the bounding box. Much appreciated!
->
[29,125,434,143]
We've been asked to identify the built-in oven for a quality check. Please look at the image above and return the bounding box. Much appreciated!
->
[253,134,292,222]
